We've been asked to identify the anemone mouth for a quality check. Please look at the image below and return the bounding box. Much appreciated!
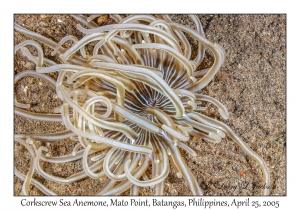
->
[14,14,270,196]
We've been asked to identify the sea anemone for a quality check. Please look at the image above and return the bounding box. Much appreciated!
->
[14,14,270,196]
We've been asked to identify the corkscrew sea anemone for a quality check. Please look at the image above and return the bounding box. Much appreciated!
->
[14,14,270,196]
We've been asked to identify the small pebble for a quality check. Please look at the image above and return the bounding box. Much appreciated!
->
[97,15,108,25]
